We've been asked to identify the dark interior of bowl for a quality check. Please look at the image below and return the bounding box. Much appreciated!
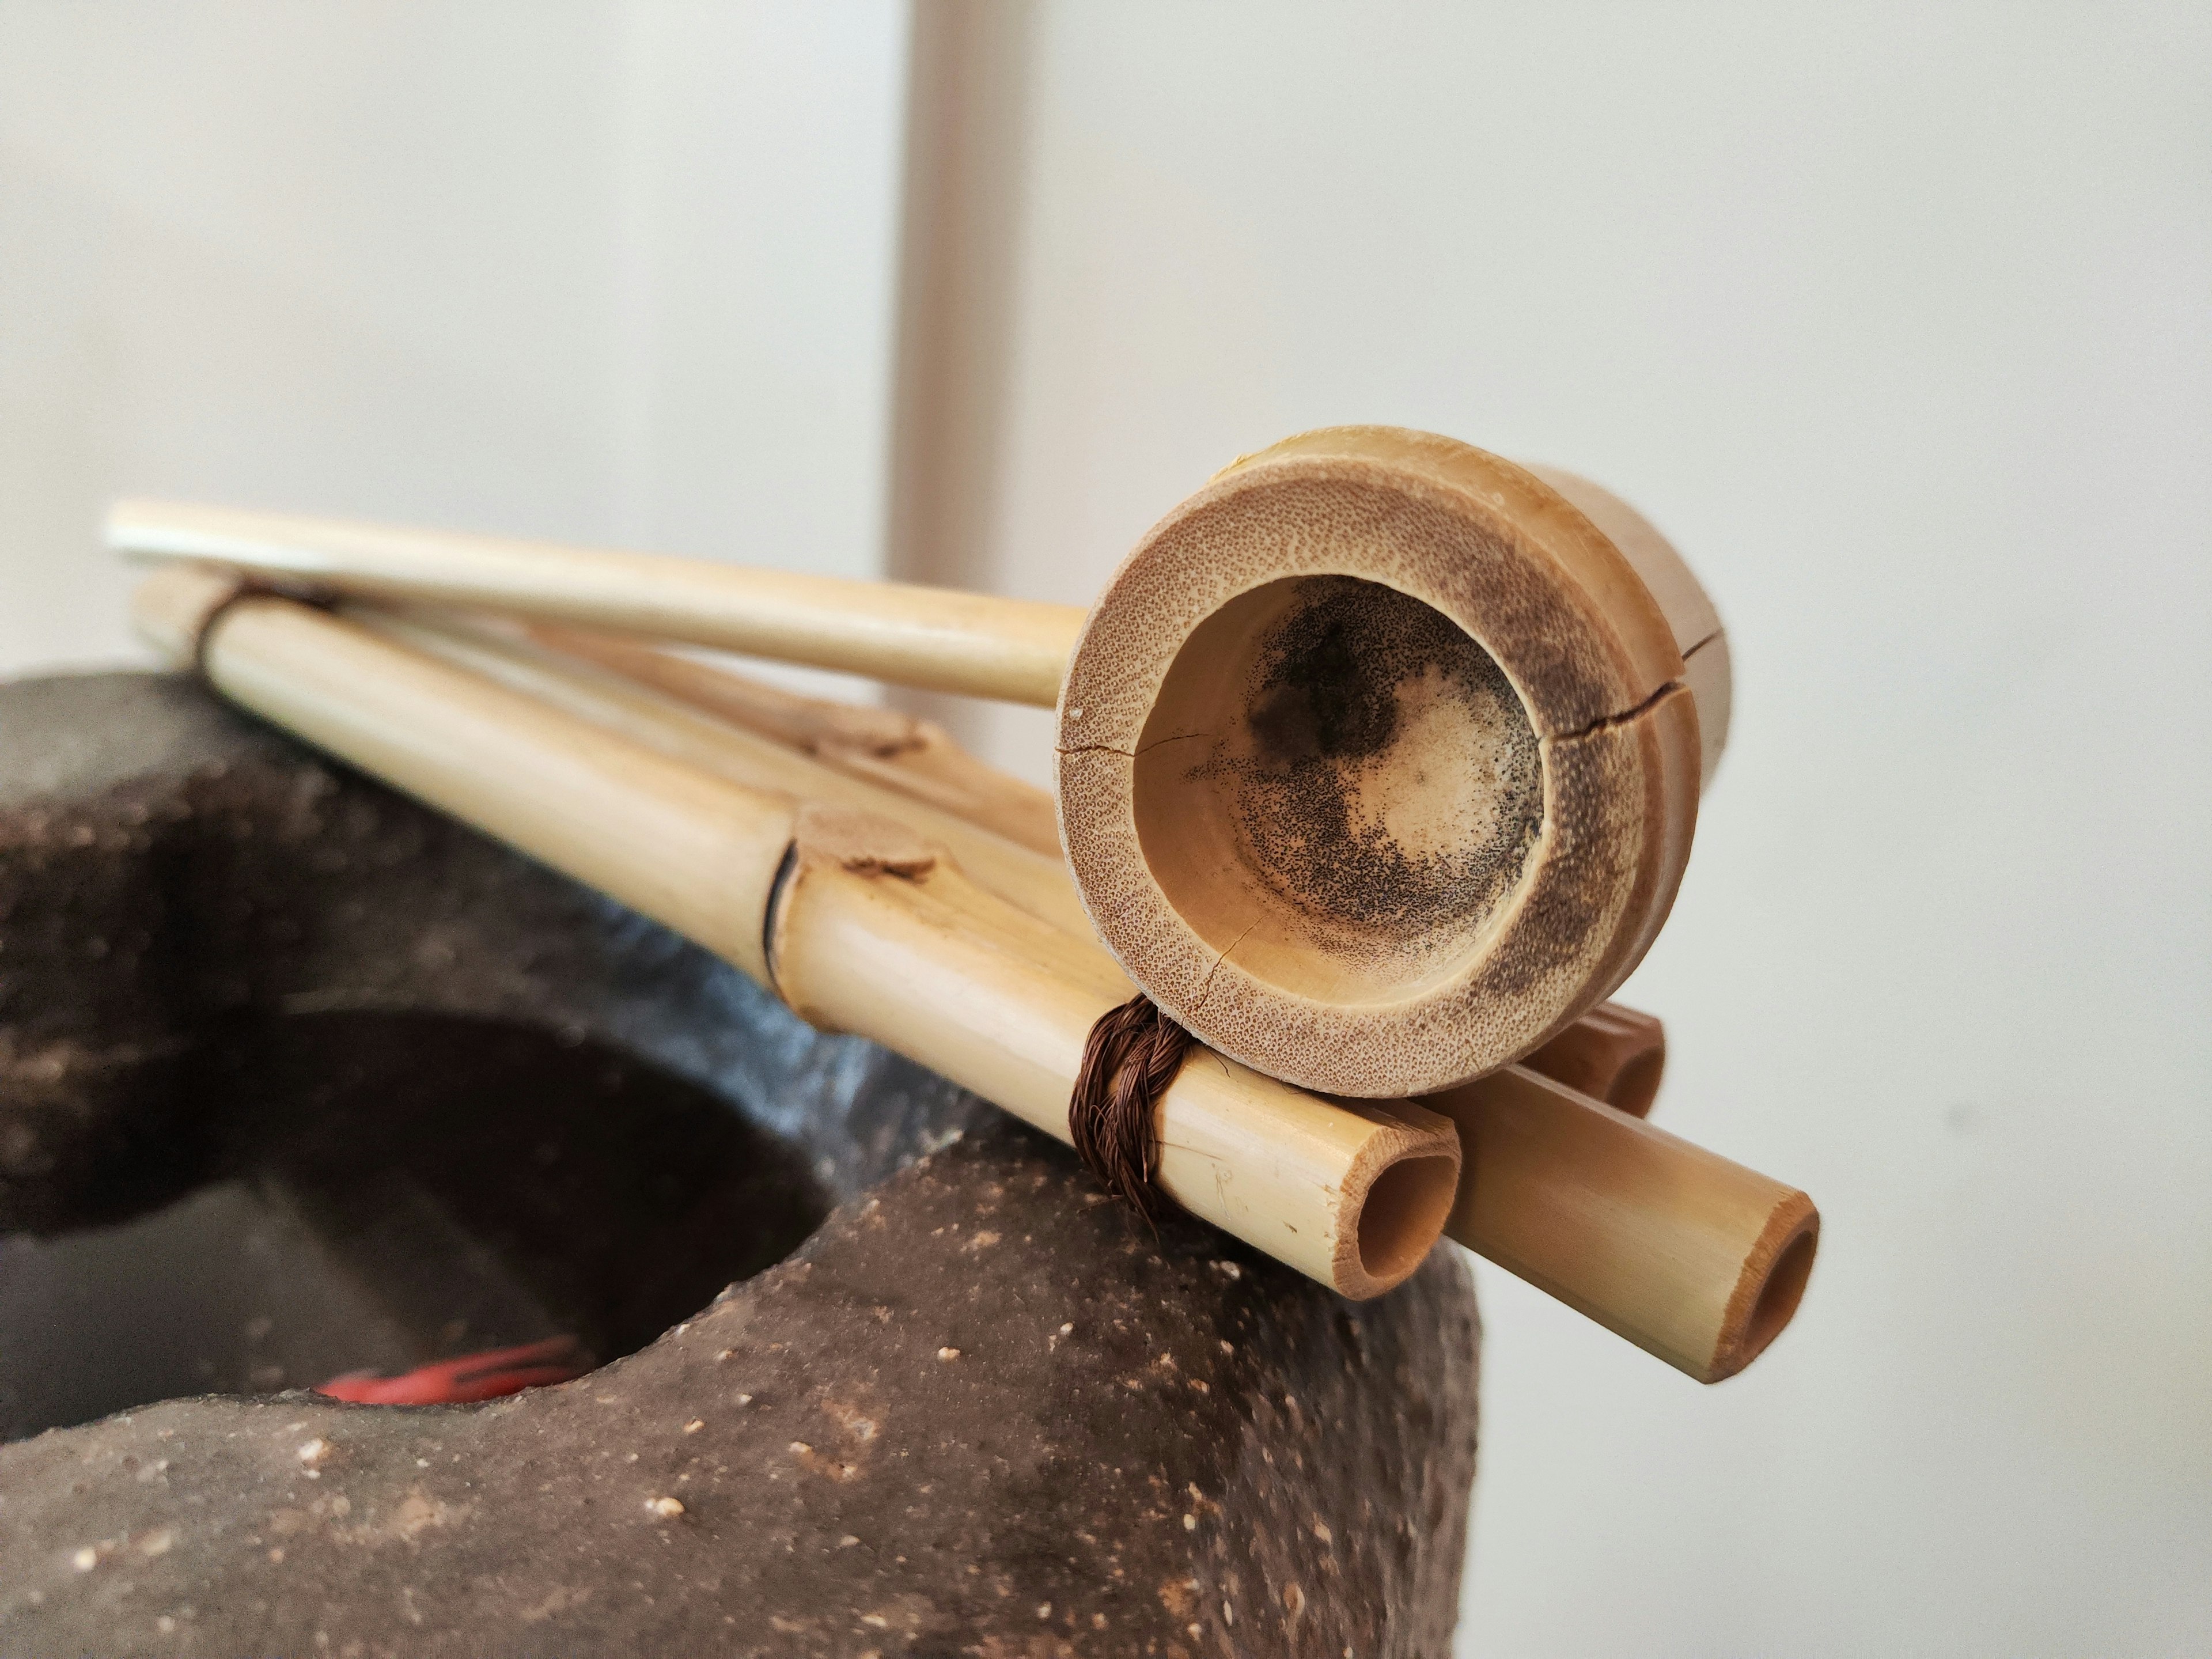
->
[0,673,986,1444]
[0,1010,826,1441]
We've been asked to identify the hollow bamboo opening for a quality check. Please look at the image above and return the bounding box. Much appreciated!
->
[1132,575,1544,1006]
[1355,1150,1463,1286]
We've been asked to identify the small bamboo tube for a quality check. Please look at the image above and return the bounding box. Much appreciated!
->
[1521,1002,1668,1118]
[1427,1066,1817,1382]
[111,500,1079,705]
[468,626,1816,1381]
[130,564,1460,1301]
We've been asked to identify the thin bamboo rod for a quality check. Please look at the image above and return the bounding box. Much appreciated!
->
[131,564,1459,1301]
[111,500,1081,706]
[1427,1066,1817,1382]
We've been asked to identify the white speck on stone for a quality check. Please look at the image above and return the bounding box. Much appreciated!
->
[157,1616,177,1635]
[1059,1323,1074,1336]
[861,1613,889,1628]
[1313,1520,1334,1544]
[839,1535,861,1548]
[736,1394,753,1406]
[416,1458,430,1468]
[937,1347,960,1362]
[1219,1340,1234,1355]
[1224,1601,1234,1626]
[137,1528,175,1556]
[715,1348,734,1362]
[1036,1602,1052,1619]
[71,1547,98,1571]
[683,1419,704,1434]
[1182,1514,1197,1531]
[625,1452,639,1463]
[296,1438,327,1465]
[646,1497,684,1520]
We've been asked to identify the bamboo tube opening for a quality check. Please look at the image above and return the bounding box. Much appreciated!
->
[1355,1149,1464,1285]
[1133,574,1543,1005]
[1059,427,1707,1099]
[1717,1200,1820,1381]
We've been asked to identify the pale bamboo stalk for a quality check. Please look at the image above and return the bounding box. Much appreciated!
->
[525,624,1063,857]
[130,564,1459,1301]
[110,500,1081,706]
[1426,1066,1817,1382]
[346,608,1097,945]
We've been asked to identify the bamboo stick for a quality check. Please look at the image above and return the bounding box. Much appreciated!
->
[111,500,1080,705]
[1427,1066,1817,1382]
[131,564,1460,1301]
[411,621,1814,1381]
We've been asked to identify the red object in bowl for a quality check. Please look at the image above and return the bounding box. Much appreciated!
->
[316,1335,586,1405]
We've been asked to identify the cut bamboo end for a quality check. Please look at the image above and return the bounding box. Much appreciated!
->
[1427,1064,1816,1382]
[1058,426,1706,1099]
[1521,1001,1668,1118]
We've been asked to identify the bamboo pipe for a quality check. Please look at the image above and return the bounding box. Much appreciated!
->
[446,622,1813,1381]
[130,563,1460,1301]
[109,427,1730,1102]
[1427,1066,1816,1382]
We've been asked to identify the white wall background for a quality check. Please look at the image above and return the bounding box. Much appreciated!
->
[0,1,907,677]
[3,6,2208,1655]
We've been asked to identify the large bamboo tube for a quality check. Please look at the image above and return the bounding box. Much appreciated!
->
[437,622,1815,1381]
[111,427,1730,1100]
[1428,1066,1817,1382]
[130,565,1460,1301]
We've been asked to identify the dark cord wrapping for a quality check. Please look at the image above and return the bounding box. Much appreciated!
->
[1069,993,1195,1222]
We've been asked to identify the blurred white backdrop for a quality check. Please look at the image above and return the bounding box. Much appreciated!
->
[3,5,2207,1655]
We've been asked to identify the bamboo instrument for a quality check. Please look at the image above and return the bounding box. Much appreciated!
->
[130,563,1460,1301]
[510,625,1676,1116]
[110,426,1731,1100]
[424,620,1811,1381]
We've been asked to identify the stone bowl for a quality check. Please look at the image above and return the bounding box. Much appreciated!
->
[0,672,1478,1656]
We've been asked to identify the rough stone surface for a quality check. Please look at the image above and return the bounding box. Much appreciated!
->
[0,672,1480,1656]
